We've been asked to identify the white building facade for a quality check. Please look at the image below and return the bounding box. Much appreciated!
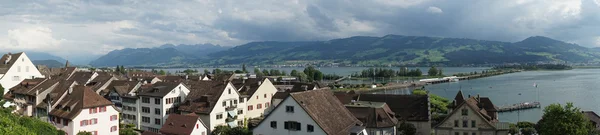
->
[245,78,278,118]
[0,52,45,95]
[138,83,190,133]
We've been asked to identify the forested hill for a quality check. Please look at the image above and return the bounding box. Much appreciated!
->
[206,35,600,65]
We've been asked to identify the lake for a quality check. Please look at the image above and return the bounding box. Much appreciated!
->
[153,67,489,77]
[376,69,600,123]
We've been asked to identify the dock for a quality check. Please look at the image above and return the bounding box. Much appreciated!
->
[497,102,541,112]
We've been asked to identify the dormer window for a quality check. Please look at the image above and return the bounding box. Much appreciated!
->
[461,109,468,116]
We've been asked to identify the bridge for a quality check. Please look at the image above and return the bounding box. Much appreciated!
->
[497,101,541,112]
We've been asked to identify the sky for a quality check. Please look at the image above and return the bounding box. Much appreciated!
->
[1,0,599,63]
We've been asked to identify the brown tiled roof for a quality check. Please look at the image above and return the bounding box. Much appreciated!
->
[451,90,465,108]
[68,72,95,84]
[289,90,363,135]
[584,111,600,130]
[351,94,430,121]
[11,78,59,96]
[102,80,139,95]
[178,81,229,114]
[137,82,183,97]
[87,74,115,92]
[346,102,399,128]
[0,52,23,74]
[435,97,498,129]
[49,85,113,119]
[141,131,162,135]
[231,78,262,96]
[464,96,498,121]
[160,114,207,135]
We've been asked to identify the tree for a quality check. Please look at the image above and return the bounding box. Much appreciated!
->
[397,121,416,135]
[509,124,519,135]
[262,69,270,76]
[290,70,298,76]
[438,69,443,76]
[204,69,211,75]
[158,70,166,75]
[537,102,594,135]
[77,131,92,135]
[242,64,247,73]
[211,125,252,135]
[313,70,324,81]
[428,66,438,76]
[254,68,263,76]
[297,72,308,82]
[0,84,4,97]
[234,70,244,73]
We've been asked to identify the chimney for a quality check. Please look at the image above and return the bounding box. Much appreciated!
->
[185,75,189,80]
[68,87,73,94]
[4,54,11,64]
[477,94,480,102]
[65,60,70,68]
[258,81,262,85]
[468,95,471,98]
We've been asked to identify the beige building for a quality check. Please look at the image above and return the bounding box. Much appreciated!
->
[434,91,509,135]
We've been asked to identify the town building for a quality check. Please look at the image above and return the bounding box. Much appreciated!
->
[178,80,247,131]
[346,101,399,135]
[0,52,45,95]
[336,92,432,135]
[103,80,142,127]
[159,114,209,135]
[433,91,509,135]
[583,111,600,131]
[253,90,367,135]
[49,85,120,135]
[137,82,191,133]
[232,78,278,118]
[5,78,59,117]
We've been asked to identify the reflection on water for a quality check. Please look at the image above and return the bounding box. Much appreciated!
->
[376,69,600,123]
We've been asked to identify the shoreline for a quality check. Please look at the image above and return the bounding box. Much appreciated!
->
[332,70,520,93]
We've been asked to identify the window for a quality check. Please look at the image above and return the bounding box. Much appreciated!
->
[472,133,477,135]
[228,88,231,94]
[463,120,468,127]
[155,98,161,104]
[89,108,98,114]
[238,109,243,114]
[239,98,245,103]
[222,101,226,107]
[92,131,98,135]
[57,118,61,124]
[284,121,301,131]
[286,106,294,113]
[256,96,258,99]
[155,108,161,115]
[248,105,253,111]
[270,121,277,128]
[265,102,270,107]
[234,100,238,104]
[12,76,19,81]
[202,132,206,135]
[110,115,118,121]
[216,114,223,119]
[80,120,88,126]
[264,94,267,98]
[257,104,262,109]
[471,120,476,128]
[463,133,468,135]
[142,117,150,123]
[238,121,244,126]
[111,126,118,132]
[462,109,468,116]
[91,118,98,124]
[17,66,21,72]
[26,66,29,72]
[142,97,150,103]
[454,120,458,127]
[63,119,68,126]
[155,118,161,125]
[142,107,150,113]
[307,124,314,132]
[99,107,107,112]
[455,132,459,135]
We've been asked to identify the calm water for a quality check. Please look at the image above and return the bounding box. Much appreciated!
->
[377,69,600,123]
[154,67,489,77]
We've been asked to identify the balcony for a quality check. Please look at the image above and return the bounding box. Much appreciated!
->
[225,116,238,122]
[225,105,237,111]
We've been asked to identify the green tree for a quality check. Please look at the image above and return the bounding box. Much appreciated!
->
[509,124,519,135]
[397,121,416,135]
[297,72,308,82]
[537,102,594,135]
[0,84,4,98]
[77,131,92,135]
[211,125,252,135]
[204,69,211,75]
[314,70,324,81]
[158,70,167,75]
[290,70,298,76]
[254,68,263,76]
[262,69,269,76]
[438,69,443,76]
[242,64,247,73]
[521,127,536,135]
[234,70,244,73]
[428,66,438,76]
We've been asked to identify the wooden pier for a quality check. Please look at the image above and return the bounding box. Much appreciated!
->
[497,102,541,112]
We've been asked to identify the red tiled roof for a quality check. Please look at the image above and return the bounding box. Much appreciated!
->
[160,114,207,135]
[49,85,113,119]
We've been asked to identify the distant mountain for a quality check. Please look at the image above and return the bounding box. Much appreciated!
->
[90,44,230,67]
[0,51,67,64]
[158,44,230,58]
[33,60,64,68]
[206,35,600,65]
